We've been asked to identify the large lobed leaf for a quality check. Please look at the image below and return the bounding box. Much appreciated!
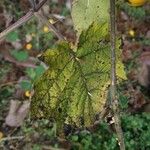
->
[71,0,109,34]
[31,23,125,128]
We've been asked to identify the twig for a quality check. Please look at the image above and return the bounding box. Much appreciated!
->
[0,136,24,143]
[109,0,125,150]
[42,145,65,150]
[34,12,65,40]
[0,0,63,41]
[35,0,48,12]
[0,10,34,40]
[28,0,36,10]
[0,81,18,88]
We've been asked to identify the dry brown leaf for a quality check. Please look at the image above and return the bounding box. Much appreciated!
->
[128,87,146,109]
[138,51,150,87]
[5,100,30,127]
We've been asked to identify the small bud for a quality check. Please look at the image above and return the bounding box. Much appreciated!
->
[129,29,135,37]
[25,91,31,98]
[49,19,55,24]
[43,26,49,33]
[31,33,36,37]
[26,43,32,50]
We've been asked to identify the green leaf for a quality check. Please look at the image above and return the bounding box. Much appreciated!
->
[25,68,36,80]
[20,80,32,90]
[119,95,128,109]
[11,50,29,61]
[6,31,19,42]
[31,22,126,128]
[72,0,109,34]
[71,135,79,142]
[0,87,14,99]
[35,65,46,78]
[25,65,46,80]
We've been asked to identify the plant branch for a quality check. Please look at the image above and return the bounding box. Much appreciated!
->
[0,136,24,143]
[0,81,18,89]
[0,0,64,41]
[0,10,34,40]
[35,0,48,11]
[109,0,125,150]
[34,12,65,40]
[0,0,47,40]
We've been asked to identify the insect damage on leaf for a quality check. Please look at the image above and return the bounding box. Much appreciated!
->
[31,22,125,129]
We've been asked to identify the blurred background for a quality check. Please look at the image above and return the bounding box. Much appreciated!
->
[0,0,150,149]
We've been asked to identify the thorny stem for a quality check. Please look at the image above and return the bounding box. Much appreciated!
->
[109,0,125,150]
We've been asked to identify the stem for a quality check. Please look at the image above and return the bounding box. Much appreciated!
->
[0,10,34,40]
[0,136,24,143]
[109,0,125,150]
[0,81,18,88]
[0,0,48,41]
[34,12,65,41]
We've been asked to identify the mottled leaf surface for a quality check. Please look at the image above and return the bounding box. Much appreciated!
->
[31,23,125,128]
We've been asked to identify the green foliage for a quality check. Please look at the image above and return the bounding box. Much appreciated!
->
[117,86,129,110]
[20,80,32,91]
[119,94,128,109]
[21,119,57,140]
[25,65,46,80]
[69,113,150,150]
[11,50,29,61]
[31,22,125,128]
[69,122,118,150]
[0,63,12,81]
[0,87,14,100]
[0,87,14,119]
[23,19,54,50]
[71,0,109,33]
[140,38,150,46]
[1,0,23,19]
[32,144,42,150]
[19,65,46,92]
[6,31,19,42]
[121,3,146,20]
[122,113,150,150]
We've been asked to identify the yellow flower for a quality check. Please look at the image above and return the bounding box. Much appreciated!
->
[26,43,32,50]
[43,26,49,33]
[129,29,135,37]
[25,91,31,97]
[128,0,147,6]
